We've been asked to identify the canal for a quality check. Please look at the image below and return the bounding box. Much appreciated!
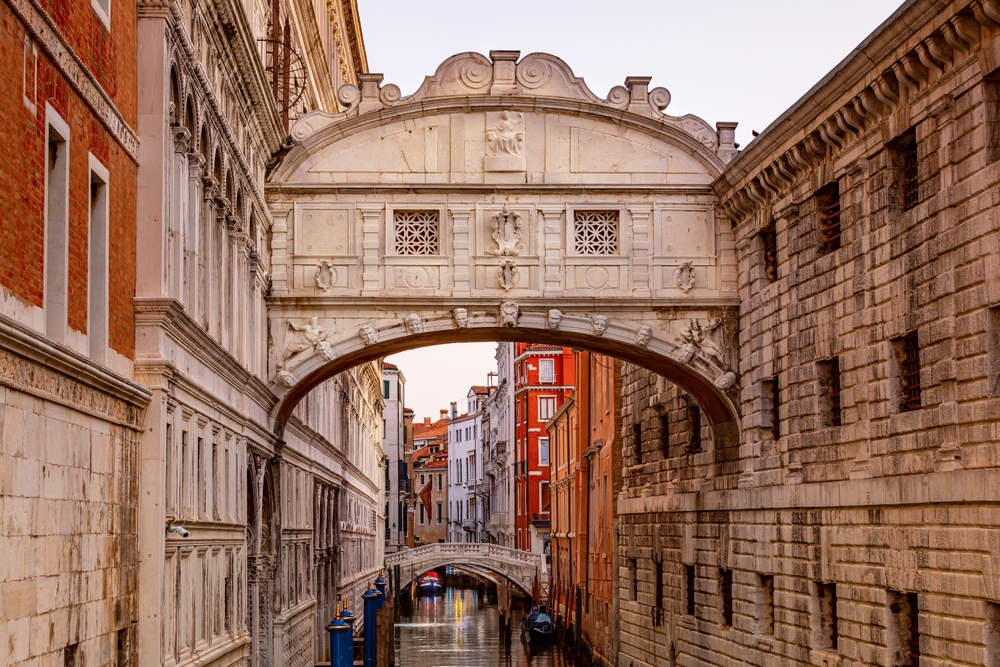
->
[396,584,573,667]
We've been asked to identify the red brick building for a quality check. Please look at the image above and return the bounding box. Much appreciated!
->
[548,352,623,667]
[513,343,574,556]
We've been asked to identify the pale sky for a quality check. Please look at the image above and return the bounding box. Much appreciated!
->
[370,0,904,420]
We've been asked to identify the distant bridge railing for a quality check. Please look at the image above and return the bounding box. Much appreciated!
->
[385,543,546,598]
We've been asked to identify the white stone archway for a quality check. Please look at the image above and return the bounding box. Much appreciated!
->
[386,543,544,597]
[265,50,741,435]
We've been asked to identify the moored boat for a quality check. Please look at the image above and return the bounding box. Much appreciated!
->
[416,571,443,595]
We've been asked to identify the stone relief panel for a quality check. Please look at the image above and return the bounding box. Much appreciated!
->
[484,111,525,172]
[653,208,713,257]
[294,205,355,256]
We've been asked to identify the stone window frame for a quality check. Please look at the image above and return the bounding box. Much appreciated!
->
[44,103,71,344]
[385,204,447,257]
[986,68,1000,165]
[566,204,626,257]
[889,331,922,413]
[817,357,842,428]
[88,152,110,364]
[91,0,111,31]
[815,181,842,256]
[758,222,778,283]
[757,573,775,635]
[810,581,839,652]
[888,127,920,212]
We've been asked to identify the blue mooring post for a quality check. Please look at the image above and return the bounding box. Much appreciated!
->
[374,571,387,610]
[326,614,349,667]
[362,585,381,667]
[340,600,357,667]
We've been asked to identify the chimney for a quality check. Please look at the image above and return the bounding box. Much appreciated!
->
[450,402,458,419]
[440,409,448,421]
[424,417,431,426]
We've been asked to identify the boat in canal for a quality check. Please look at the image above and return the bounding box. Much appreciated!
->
[416,571,443,595]
[520,606,553,645]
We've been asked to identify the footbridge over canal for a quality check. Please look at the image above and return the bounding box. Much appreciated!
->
[386,543,547,598]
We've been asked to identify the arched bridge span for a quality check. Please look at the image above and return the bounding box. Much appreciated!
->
[386,543,546,598]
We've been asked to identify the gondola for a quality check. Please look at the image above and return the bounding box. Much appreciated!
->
[416,571,443,595]
[520,606,552,645]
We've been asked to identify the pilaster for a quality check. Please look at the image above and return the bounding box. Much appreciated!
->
[537,205,565,296]
[358,204,384,295]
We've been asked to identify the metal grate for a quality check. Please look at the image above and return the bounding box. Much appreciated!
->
[688,404,702,453]
[817,183,841,254]
[760,225,778,282]
[827,358,842,427]
[768,380,780,442]
[906,593,920,665]
[685,565,696,616]
[818,582,838,650]
[720,569,734,628]
[660,414,670,457]
[394,211,440,255]
[574,211,619,255]
[901,332,921,411]
[901,138,919,211]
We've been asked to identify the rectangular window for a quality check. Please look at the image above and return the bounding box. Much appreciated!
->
[165,423,174,514]
[419,503,425,525]
[436,501,442,524]
[659,414,670,457]
[91,0,111,29]
[420,474,425,486]
[574,210,619,255]
[632,422,642,457]
[538,396,557,421]
[394,210,440,255]
[986,602,1000,666]
[987,74,1000,165]
[759,223,778,283]
[45,106,71,343]
[816,182,841,255]
[759,574,775,635]
[818,358,842,427]
[540,481,550,512]
[892,128,920,211]
[894,332,922,412]
[720,569,734,628]
[196,437,205,517]
[538,437,549,466]
[816,582,838,651]
[685,565,696,616]
[765,379,780,441]
[437,473,442,491]
[688,404,702,453]
[888,590,919,667]
[653,558,665,627]
[628,558,638,600]
[539,358,555,383]
[211,440,219,520]
[88,155,109,363]
[383,380,390,398]
[988,308,1000,397]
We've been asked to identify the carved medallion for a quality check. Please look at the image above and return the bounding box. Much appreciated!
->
[315,261,337,291]
[489,205,523,256]
[674,261,695,293]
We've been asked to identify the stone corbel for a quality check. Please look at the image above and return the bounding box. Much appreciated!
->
[901,54,928,88]
[914,42,944,78]
[172,125,191,153]
[774,203,799,224]
[973,0,1000,30]
[873,74,899,112]
[941,20,972,56]
[889,61,917,95]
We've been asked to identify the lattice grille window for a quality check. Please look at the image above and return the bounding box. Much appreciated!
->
[394,210,440,255]
[574,210,619,255]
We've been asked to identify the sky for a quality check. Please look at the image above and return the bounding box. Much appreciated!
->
[371,0,904,421]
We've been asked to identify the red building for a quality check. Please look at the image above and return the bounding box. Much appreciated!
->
[512,343,574,557]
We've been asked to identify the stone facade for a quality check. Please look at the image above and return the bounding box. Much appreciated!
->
[617,2,1000,667]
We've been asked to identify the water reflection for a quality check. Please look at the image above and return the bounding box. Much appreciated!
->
[395,586,570,667]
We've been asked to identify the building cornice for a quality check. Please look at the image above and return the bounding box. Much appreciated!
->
[340,0,367,75]
[9,0,139,159]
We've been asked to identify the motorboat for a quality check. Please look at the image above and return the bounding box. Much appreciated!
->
[416,571,443,595]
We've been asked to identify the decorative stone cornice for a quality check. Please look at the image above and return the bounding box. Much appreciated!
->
[9,0,139,159]
[715,0,1000,226]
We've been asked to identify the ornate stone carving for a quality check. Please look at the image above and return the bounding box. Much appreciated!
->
[497,261,519,291]
[452,308,469,328]
[404,313,423,335]
[276,369,297,388]
[498,302,520,328]
[547,309,563,330]
[635,325,653,348]
[285,318,331,360]
[315,260,337,291]
[592,315,609,336]
[485,111,525,172]
[678,319,728,368]
[358,325,378,346]
[674,261,695,293]
[488,205,523,256]
[714,371,737,390]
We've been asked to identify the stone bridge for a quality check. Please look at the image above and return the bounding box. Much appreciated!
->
[385,543,546,598]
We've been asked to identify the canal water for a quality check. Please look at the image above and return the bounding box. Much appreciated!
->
[396,585,572,667]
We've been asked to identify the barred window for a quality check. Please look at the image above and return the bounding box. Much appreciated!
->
[816,582,838,651]
[818,358,842,427]
[765,379,780,442]
[891,129,920,211]
[687,403,702,453]
[574,210,619,255]
[394,210,440,255]
[759,224,778,283]
[685,565,696,616]
[720,569,734,628]
[816,182,841,255]
[896,332,921,412]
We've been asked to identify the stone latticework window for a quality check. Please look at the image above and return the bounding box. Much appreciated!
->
[574,210,619,255]
[394,210,440,255]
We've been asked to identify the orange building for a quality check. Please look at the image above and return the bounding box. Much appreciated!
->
[411,413,450,545]
[513,344,574,557]
[547,351,622,667]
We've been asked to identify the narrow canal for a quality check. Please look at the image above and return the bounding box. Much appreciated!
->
[396,584,573,667]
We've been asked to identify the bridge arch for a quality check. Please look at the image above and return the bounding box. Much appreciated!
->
[265,50,742,442]
[386,544,544,598]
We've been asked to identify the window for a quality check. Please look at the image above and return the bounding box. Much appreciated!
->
[759,223,778,283]
[632,422,642,457]
[891,129,920,211]
[538,437,549,466]
[888,591,919,667]
[988,308,1000,397]
[91,0,111,30]
[816,182,841,255]
[659,414,670,457]
[197,437,205,517]
[383,380,390,398]
[419,503,425,525]
[437,473,442,491]
[420,474,425,486]
[653,557,665,627]
[88,156,109,362]
[539,358,555,383]
[720,569,734,629]
[574,210,619,255]
[45,105,71,343]
[687,403,702,453]
[894,332,922,412]
[539,481,550,512]
[987,73,1000,165]
[815,582,838,651]
[627,558,638,600]
[436,502,443,524]
[759,574,775,635]
[538,396,557,421]
[23,37,38,113]
[765,379,780,442]
[987,602,1000,666]
[394,210,439,255]
[818,358,842,427]
[685,565,696,616]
